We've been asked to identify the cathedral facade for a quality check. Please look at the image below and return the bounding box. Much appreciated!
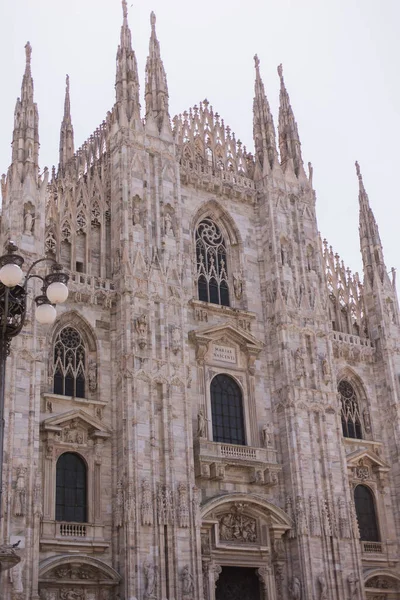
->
[1,3,400,599]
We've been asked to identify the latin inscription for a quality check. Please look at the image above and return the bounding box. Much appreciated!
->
[212,344,236,364]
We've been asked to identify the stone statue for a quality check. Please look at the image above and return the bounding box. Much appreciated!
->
[318,574,328,600]
[294,348,305,380]
[171,326,180,354]
[197,409,209,438]
[348,572,359,599]
[14,465,26,517]
[178,482,190,528]
[141,479,153,526]
[24,208,34,234]
[164,212,173,236]
[262,423,273,448]
[133,202,141,226]
[10,559,24,593]
[308,161,313,187]
[233,273,243,300]
[136,314,148,349]
[143,561,156,599]
[181,564,194,597]
[289,575,302,600]
[88,360,97,392]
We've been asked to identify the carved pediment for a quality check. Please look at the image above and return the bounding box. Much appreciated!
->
[189,322,263,369]
[41,409,110,442]
[218,503,258,544]
[346,450,389,482]
[39,555,121,585]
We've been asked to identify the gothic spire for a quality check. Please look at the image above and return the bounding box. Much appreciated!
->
[252,55,279,176]
[59,74,75,170]
[145,12,171,136]
[11,41,39,179]
[115,0,141,125]
[277,64,306,179]
[356,161,386,284]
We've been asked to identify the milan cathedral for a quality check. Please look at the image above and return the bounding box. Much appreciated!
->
[0,2,399,599]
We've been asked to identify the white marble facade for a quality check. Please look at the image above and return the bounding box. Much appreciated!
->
[0,3,399,599]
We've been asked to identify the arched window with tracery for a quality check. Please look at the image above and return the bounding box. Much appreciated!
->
[354,484,379,541]
[338,380,363,439]
[53,326,86,398]
[196,218,229,306]
[56,452,87,523]
[211,374,245,445]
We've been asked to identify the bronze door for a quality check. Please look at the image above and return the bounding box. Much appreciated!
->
[215,566,261,600]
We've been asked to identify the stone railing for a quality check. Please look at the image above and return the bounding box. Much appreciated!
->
[194,439,280,486]
[68,271,114,291]
[362,541,383,554]
[59,522,87,537]
[40,520,108,552]
[331,331,373,347]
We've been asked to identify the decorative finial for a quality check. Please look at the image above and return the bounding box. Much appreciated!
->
[66,74,69,91]
[355,160,362,180]
[25,41,32,67]
[254,54,260,69]
[122,0,128,19]
[150,11,156,29]
[277,64,284,81]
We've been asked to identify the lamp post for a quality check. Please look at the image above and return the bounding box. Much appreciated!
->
[0,241,69,570]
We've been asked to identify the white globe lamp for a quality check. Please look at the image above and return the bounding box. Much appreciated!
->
[0,263,24,287]
[36,302,57,325]
[46,281,69,304]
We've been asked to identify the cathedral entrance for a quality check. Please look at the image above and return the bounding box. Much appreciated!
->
[215,566,261,600]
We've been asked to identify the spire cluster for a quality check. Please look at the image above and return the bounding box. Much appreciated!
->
[59,74,75,170]
[115,0,141,125]
[253,55,278,176]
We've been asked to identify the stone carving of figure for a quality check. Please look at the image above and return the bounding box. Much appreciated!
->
[115,479,123,528]
[289,576,302,600]
[133,202,141,226]
[13,465,26,517]
[171,326,180,354]
[88,360,97,392]
[308,161,313,187]
[233,273,243,300]
[136,314,148,349]
[10,559,24,593]
[262,423,273,448]
[294,348,306,380]
[181,565,194,597]
[348,573,359,599]
[141,479,153,526]
[178,482,190,528]
[144,561,156,599]
[318,574,328,600]
[321,356,330,381]
[309,495,321,537]
[60,590,85,600]
[24,208,34,234]
[338,497,350,539]
[363,409,372,433]
[164,212,173,236]
[197,409,209,438]
[296,496,308,535]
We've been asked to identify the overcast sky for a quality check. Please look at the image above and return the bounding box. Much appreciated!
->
[0,0,399,279]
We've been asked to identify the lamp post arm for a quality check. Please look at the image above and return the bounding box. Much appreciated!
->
[23,256,60,285]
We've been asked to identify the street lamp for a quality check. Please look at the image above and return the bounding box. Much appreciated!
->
[0,241,69,570]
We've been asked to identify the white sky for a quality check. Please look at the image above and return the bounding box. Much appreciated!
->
[1,0,399,279]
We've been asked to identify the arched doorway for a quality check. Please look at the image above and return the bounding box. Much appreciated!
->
[200,493,291,600]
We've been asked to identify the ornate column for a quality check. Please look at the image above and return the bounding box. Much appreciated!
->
[257,566,277,600]
[202,561,221,600]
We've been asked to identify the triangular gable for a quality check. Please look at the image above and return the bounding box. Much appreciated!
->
[190,321,263,351]
[42,408,110,438]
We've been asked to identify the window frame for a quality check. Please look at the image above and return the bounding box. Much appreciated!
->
[195,217,230,307]
[354,484,380,542]
[338,379,363,440]
[209,373,247,446]
[53,326,87,398]
[55,452,88,523]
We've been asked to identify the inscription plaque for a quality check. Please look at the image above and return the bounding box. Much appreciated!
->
[212,344,236,364]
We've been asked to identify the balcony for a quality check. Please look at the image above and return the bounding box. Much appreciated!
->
[362,541,383,554]
[40,520,109,552]
[194,438,281,486]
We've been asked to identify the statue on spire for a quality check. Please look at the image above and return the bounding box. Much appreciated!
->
[252,54,278,176]
[122,0,128,19]
[25,42,32,69]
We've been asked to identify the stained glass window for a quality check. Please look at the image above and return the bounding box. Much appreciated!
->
[196,219,229,306]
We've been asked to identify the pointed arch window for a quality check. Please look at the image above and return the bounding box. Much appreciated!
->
[56,452,87,523]
[53,326,86,398]
[211,374,245,445]
[196,218,230,306]
[338,380,362,439]
[354,485,379,541]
